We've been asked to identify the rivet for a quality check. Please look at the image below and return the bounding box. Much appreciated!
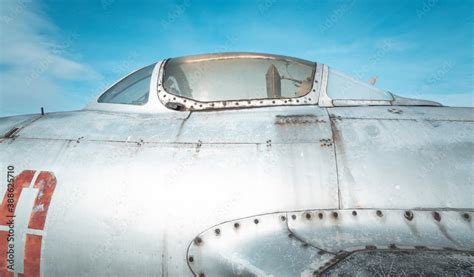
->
[302,243,309,247]
[234,222,240,228]
[365,245,377,250]
[404,210,414,221]
[352,211,357,216]
[254,219,259,224]
[332,212,338,219]
[280,215,286,221]
[194,237,202,245]
[188,256,194,262]
[335,251,348,259]
[288,233,294,238]
[260,101,263,104]
[235,102,239,105]
[173,97,176,100]
[199,104,202,107]
[272,101,275,104]
[318,213,323,219]
[183,99,187,103]
[291,214,296,220]
[462,213,470,221]
[433,211,441,222]
[199,273,205,277]
[389,244,397,249]
[376,210,383,217]
[296,100,300,103]
[308,98,312,101]
[214,228,220,235]
[305,213,311,220]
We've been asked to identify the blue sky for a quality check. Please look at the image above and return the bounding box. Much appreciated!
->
[0,0,473,116]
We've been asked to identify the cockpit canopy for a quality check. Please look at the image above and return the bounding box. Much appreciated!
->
[163,53,315,101]
[89,52,440,113]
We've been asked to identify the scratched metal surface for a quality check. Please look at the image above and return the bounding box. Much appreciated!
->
[0,114,41,137]
[15,110,190,143]
[174,106,330,143]
[329,106,474,209]
[0,103,473,276]
[0,111,337,275]
[328,105,474,121]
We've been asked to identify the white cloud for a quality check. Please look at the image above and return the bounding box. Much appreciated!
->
[0,0,100,116]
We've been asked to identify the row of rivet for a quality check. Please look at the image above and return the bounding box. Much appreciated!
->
[188,210,471,276]
[292,210,471,222]
[157,82,318,111]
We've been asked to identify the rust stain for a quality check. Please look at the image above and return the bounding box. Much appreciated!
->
[275,115,326,125]
[330,118,342,145]
[3,127,20,139]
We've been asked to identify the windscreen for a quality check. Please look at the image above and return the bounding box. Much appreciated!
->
[98,64,154,105]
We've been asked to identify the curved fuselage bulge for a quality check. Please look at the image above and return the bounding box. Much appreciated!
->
[0,106,472,275]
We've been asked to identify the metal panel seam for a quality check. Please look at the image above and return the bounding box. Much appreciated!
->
[326,108,341,210]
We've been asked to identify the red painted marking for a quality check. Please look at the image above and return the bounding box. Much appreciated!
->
[0,171,36,275]
[28,172,57,230]
[0,170,57,277]
[0,171,35,225]
[18,235,42,277]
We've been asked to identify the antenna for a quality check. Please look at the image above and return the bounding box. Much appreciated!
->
[368,76,378,86]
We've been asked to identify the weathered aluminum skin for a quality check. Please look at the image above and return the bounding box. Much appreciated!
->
[0,104,472,276]
[0,54,472,276]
